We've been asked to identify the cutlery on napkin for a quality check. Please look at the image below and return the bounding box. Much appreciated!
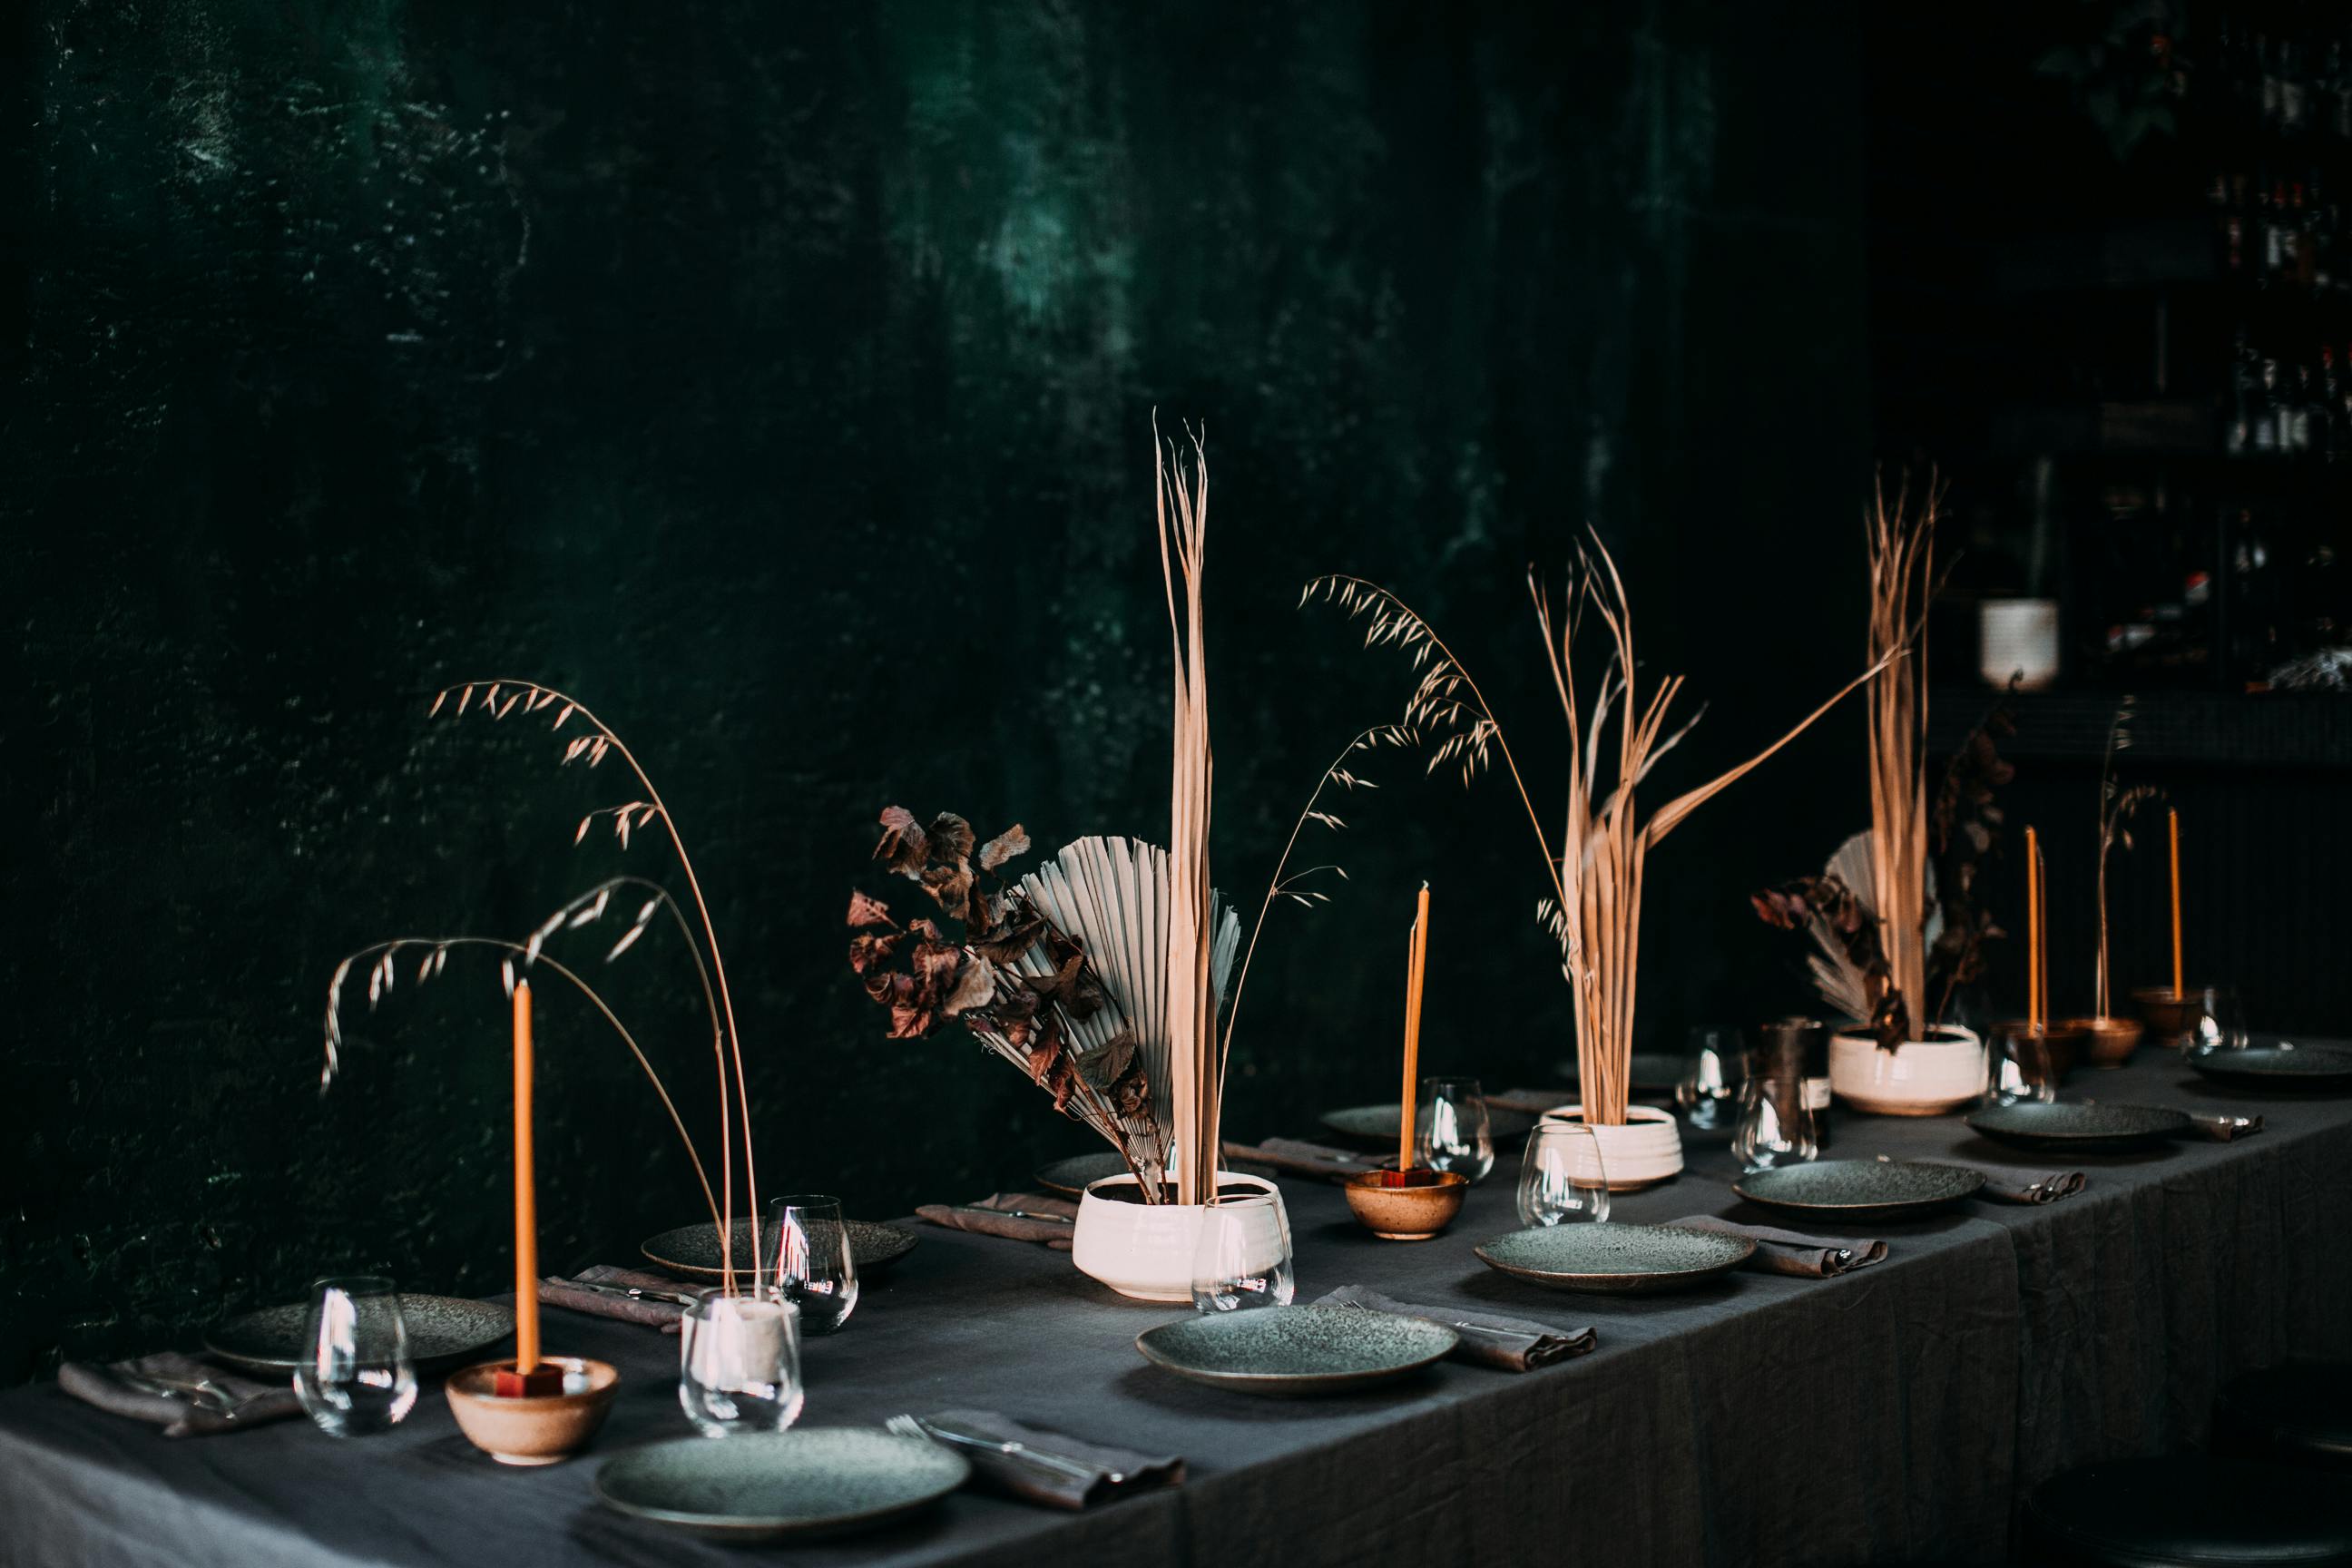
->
[1670,1215,1887,1278]
[2185,1112,2264,1142]
[1890,1155,2086,1204]
[891,1408,1182,1509]
[56,1353,302,1437]
[915,1191,1079,1250]
[540,1264,699,1331]
[1219,1137,1382,1181]
[1313,1283,1594,1372]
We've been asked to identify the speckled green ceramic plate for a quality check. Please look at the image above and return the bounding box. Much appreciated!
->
[1319,1102,1537,1145]
[2190,1043,2352,1089]
[642,1220,918,1283]
[1733,1159,1984,1220]
[203,1295,513,1377]
[1034,1152,1131,1197]
[1554,1054,1692,1097]
[594,1430,968,1543]
[1965,1100,2190,1152]
[1135,1305,1457,1395]
[1475,1223,1755,1294]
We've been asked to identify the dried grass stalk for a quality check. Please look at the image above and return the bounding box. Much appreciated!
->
[1865,473,1942,1031]
[1156,421,1218,1205]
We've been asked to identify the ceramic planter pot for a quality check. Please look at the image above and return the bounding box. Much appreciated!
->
[1828,1025,1984,1116]
[1538,1104,1683,1191]
[1071,1172,1279,1302]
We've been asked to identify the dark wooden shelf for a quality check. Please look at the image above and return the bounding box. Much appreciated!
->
[1928,686,2352,769]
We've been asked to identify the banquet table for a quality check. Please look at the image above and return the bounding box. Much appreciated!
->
[5,1046,2349,1568]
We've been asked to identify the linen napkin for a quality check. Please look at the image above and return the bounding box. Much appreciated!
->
[919,1408,1182,1510]
[539,1265,693,1332]
[916,1191,1077,1250]
[1312,1283,1595,1372]
[1899,1155,2086,1204]
[57,1352,302,1437]
[2186,1112,2264,1142]
[1219,1137,1380,1181]
[1670,1215,1886,1279]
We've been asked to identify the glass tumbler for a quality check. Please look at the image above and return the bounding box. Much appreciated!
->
[1731,1068,1820,1171]
[680,1289,804,1436]
[1676,1026,1749,1131]
[2191,986,2250,1052]
[763,1194,859,1334]
[1516,1120,1611,1227]
[1416,1076,1495,1182]
[294,1275,417,1437]
[1189,1193,1297,1314]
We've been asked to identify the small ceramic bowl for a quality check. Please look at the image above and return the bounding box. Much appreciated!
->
[1990,1019,2086,1083]
[2066,1014,2145,1070]
[2133,985,2218,1046]
[1341,1170,1468,1240]
[446,1357,620,1465]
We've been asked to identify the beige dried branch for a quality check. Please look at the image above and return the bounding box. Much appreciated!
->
[1156,419,1218,1205]
[1861,472,1945,1026]
[427,681,760,1284]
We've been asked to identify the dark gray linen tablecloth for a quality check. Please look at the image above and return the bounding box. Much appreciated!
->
[3,1048,2348,1568]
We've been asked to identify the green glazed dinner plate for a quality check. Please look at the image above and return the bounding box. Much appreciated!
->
[595,1430,968,1543]
[1965,1100,2190,1152]
[1135,1305,1457,1396]
[204,1295,513,1377]
[2189,1043,2352,1090]
[642,1220,918,1283]
[1733,1158,1984,1220]
[1319,1102,1536,1145]
[1475,1223,1755,1294]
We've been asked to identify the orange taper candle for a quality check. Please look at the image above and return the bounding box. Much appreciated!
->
[2169,808,2183,999]
[1399,884,1430,1171]
[513,977,540,1374]
[2024,827,2041,1034]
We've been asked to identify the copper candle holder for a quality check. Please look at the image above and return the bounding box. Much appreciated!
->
[2132,985,2219,1046]
[1991,1018,2087,1084]
[446,1357,620,1465]
[2065,1014,2145,1070]
[1341,1169,1467,1240]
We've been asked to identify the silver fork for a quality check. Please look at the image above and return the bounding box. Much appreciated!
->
[118,1372,239,1416]
[885,1413,1117,1484]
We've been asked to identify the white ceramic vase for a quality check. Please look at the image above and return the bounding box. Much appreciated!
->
[1828,1025,1985,1115]
[1539,1104,1683,1191]
[1070,1171,1279,1302]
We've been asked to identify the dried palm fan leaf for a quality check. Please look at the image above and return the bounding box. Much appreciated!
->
[1014,835,1240,1188]
[1863,472,1945,1037]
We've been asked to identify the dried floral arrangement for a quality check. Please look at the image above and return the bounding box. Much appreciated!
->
[2093,696,2160,1017]
[1748,479,2022,1047]
[321,683,765,1287]
[846,430,1393,1204]
[1307,534,1882,1127]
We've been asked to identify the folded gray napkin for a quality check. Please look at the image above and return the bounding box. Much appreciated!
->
[57,1352,302,1437]
[1313,1283,1594,1372]
[540,1265,693,1332]
[916,1192,1077,1250]
[2186,1112,2264,1142]
[1670,1215,1887,1278]
[1219,1137,1380,1181]
[920,1408,1182,1510]
[1901,1156,2085,1204]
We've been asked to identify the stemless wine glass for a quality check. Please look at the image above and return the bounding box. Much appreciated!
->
[1190,1193,1297,1313]
[1416,1076,1495,1182]
[763,1194,859,1334]
[1732,1069,1820,1171]
[294,1275,417,1437]
[2191,985,2250,1052]
[1985,1026,2058,1106]
[680,1289,804,1436]
[1676,1026,1749,1130]
[1516,1121,1611,1226]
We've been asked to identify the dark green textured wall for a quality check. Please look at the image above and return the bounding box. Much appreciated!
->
[1,1,1867,1382]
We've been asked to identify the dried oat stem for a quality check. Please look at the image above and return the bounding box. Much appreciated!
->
[1864,471,1943,1026]
[430,681,761,1286]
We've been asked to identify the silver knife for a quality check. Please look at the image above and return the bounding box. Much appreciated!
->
[116,1371,238,1416]
[947,1205,1073,1225]
[563,1279,701,1308]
